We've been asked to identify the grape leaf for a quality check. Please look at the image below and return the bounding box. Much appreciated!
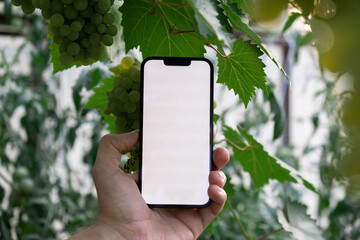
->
[277,201,324,240]
[220,0,289,82]
[217,39,266,107]
[84,76,114,110]
[263,84,285,140]
[84,76,116,133]
[282,12,302,33]
[120,0,206,58]
[186,0,230,46]
[229,0,254,16]
[223,125,316,192]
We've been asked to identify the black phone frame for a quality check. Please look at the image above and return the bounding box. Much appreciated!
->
[139,56,214,208]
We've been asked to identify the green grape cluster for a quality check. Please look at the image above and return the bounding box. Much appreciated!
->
[11,0,118,66]
[11,0,36,14]
[105,56,140,172]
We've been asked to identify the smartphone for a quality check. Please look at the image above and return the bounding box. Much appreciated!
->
[139,57,214,208]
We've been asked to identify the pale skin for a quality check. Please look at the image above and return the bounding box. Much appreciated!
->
[70,130,229,240]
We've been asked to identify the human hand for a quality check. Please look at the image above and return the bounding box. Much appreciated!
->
[70,130,229,240]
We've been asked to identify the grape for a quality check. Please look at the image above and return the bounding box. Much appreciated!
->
[91,46,103,60]
[109,102,118,115]
[125,102,136,113]
[91,13,102,26]
[13,167,30,181]
[60,52,73,65]
[60,24,71,36]
[114,87,125,96]
[32,0,41,8]
[129,90,140,102]
[101,34,113,46]
[116,116,127,128]
[40,0,51,9]
[68,31,79,41]
[41,8,52,19]
[85,23,96,34]
[97,24,106,34]
[74,0,88,11]
[73,49,84,61]
[22,2,35,14]
[19,178,35,195]
[62,0,73,4]
[75,17,85,27]
[89,33,101,45]
[81,38,90,48]
[98,0,110,12]
[113,65,123,78]
[11,0,22,7]
[64,5,78,19]
[130,68,140,83]
[53,34,63,44]
[119,92,129,102]
[103,13,115,25]
[67,42,80,56]
[51,13,64,27]
[122,56,134,69]
[106,24,117,36]
[103,106,111,115]
[51,0,64,13]
[70,21,82,32]
[119,75,133,89]
[79,7,92,18]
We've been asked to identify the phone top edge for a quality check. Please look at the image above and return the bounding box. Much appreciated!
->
[141,56,214,69]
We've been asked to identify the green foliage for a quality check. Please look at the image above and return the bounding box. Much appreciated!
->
[217,39,266,106]
[120,0,206,58]
[277,201,324,239]
[223,125,316,192]
[85,76,117,133]
[282,12,302,33]
[220,0,289,81]
[186,0,230,45]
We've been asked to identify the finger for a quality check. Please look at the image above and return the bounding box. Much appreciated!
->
[212,147,229,170]
[96,130,139,165]
[92,131,139,178]
[198,185,227,227]
[209,171,226,188]
[130,172,139,183]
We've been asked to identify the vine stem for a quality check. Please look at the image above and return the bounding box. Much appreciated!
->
[214,138,251,152]
[152,0,228,58]
[227,199,251,240]
[257,227,284,240]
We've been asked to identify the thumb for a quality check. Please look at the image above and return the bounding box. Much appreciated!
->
[101,130,139,154]
[95,130,139,170]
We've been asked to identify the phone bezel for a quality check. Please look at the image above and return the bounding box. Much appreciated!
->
[139,56,214,208]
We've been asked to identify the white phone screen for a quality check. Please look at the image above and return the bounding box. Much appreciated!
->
[140,58,213,206]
